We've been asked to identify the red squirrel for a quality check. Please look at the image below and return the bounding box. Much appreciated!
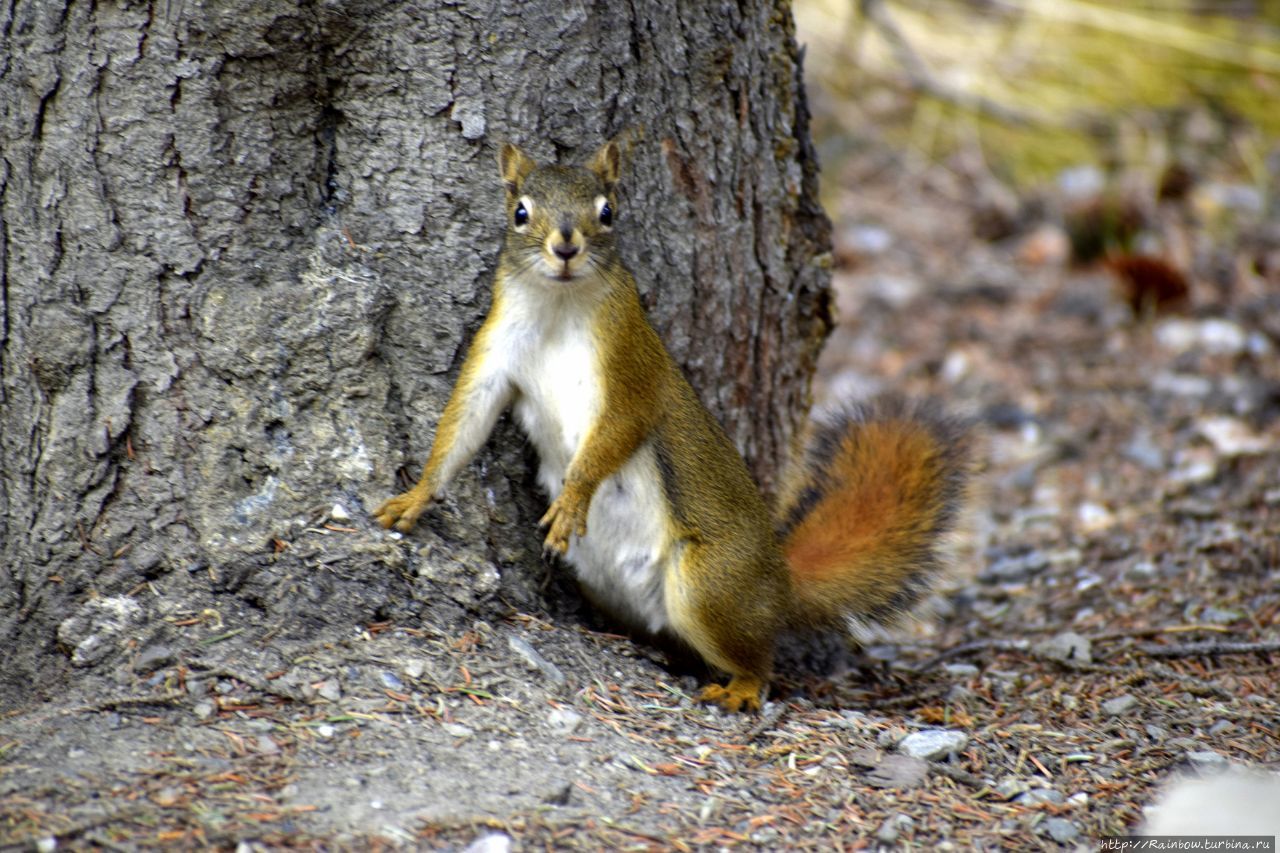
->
[376,142,971,711]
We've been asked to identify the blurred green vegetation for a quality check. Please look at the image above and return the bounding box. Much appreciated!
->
[795,0,1280,189]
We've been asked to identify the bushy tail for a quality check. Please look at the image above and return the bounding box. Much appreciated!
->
[775,397,972,630]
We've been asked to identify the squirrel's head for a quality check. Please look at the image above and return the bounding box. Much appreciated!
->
[497,141,621,282]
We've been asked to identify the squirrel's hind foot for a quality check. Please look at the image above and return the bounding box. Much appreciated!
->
[698,676,764,713]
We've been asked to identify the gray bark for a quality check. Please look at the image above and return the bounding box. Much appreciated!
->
[0,0,831,698]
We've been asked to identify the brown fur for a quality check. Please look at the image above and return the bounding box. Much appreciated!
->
[777,398,971,628]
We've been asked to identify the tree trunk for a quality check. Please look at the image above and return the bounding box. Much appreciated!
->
[0,0,831,698]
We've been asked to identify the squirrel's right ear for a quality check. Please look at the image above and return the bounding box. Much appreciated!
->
[498,143,537,195]
[589,140,621,190]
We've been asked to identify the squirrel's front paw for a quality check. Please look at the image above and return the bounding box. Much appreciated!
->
[538,493,589,555]
[373,489,432,533]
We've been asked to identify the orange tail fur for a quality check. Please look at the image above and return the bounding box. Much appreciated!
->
[775,397,971,629]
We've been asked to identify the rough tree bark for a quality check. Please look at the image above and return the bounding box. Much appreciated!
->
[0,1,831,700]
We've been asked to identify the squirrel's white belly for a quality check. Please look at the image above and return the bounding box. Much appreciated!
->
[507,321,674,634]
[566,447,673,634]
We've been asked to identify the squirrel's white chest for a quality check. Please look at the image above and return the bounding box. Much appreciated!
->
[506,317,600,477]
[494,291,674,634]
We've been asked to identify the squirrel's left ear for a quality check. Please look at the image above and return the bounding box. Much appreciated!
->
[498,143,537,195]
[588,140,621,190]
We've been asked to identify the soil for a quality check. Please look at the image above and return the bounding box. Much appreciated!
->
[3,150,1278,850]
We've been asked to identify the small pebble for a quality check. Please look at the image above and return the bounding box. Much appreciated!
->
[898,729,968,761]
[1034,631,1093,665]
[1167,452,1217,486]
[1059,164,1104,199]
[1151,372,1212,398]
[1123,436,1165,470]
[442,722,474,739]
[876,813,915,844]
[842,224,892,255]
[1075,501,1114,532]
[1101,694,1138,716]
[547,707,584,735]
[1155,318,1248,356]
[1127,561,1158,580]
[316,679,342,702]
[330,502,351,522]
[1197,318,1249,355]
[1045,817,1080,843]
[943,663,979,678]
[380,670,405,691]
[980,550,1049,583]
[1198,416,1270,457]
[463,833,512,853]
[134,644,176,673]
[507,635,566,685]
[866,274,923,308]
[1201,606,1243,625]
[1017,788,1066,806]
[315,723,336,740]
[36,838,56,853]
[193,700,216,720]
[995,777,1030,800]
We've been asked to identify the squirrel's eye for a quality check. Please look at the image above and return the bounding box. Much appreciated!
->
[514,202,529,227]
[599,203,613,227]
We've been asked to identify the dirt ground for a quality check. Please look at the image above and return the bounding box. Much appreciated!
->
[4,137,1280,850]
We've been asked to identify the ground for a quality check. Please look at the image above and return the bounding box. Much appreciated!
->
[3,142,1279,851]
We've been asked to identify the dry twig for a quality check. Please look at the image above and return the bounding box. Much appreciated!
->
[1140,640,1280,659]
[912,638,1031,672]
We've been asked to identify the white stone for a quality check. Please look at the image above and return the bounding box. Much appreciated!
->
[1198,417,1270,457]
[898,729,968,760]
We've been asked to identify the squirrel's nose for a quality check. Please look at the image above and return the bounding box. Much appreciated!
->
[553,242,579,261]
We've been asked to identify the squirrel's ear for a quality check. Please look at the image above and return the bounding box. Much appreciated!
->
[588,140,621,189]
[498,143,536,194]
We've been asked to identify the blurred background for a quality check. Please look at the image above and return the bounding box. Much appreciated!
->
[797,0,1278,199]
[788,1,1280,657]
[791,0,1280,402]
